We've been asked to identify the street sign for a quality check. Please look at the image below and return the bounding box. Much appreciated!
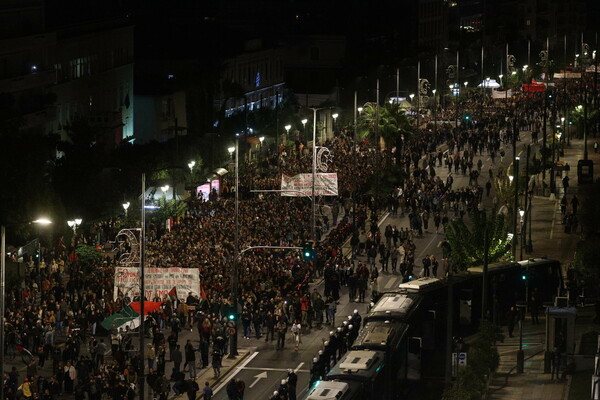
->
[458,352,468,366]
[228,327,236,336]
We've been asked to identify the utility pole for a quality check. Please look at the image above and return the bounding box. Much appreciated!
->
[139,173,146,400]
[512,157,520,260]
[445,262,454,386]
[481,220,489,321]
[229,136,239,357]
[417,60,421,128]
[525,145,533,253]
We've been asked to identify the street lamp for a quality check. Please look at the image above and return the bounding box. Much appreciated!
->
[357,107,363,114]
[123,202,130,216]
[284,124,291,141]
[67,218,82,234]
[188,161,195,172]
[512,157,520,260]
[1,217,52,400]
[519,209,525,260]
[228,137,240,358]
[259,136,264,147]
[464,81,468,88]
[301,119,307,142]
[332,113,338,134]
[161,185,170,200]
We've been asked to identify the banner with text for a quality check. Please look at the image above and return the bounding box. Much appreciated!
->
[114,267,200,301]
[281,173,338,197]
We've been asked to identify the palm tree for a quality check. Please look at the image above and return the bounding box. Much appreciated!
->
[443,209,512,272]
[357,102,417,149]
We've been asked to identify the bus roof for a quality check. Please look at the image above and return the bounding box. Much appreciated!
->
[352,320,408,351]
[327,350,385,381]
[366,292,421,322]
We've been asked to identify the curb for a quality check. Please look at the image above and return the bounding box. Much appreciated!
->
[169,347,254,400]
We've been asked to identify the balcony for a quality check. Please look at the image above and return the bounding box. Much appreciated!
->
[0,68,55,93]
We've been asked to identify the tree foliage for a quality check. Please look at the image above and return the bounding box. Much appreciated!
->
[444,210,512,272]
[150,198,188,224]
[75,244,103,272]
[442,321,502,400]
[357,102,417,148]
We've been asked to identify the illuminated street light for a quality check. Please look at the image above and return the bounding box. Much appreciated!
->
[357,107,363,114]
[464,81,468,87]
[188,161,195,172]
[509,175,514,184]
[67,219,83,234]
[284,124,291,135]
[123,202,130,216]
[228,146,235,154]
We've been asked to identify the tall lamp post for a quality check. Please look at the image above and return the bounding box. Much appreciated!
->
[227,139,239,357]
[1,217,52,400]
[512,156,520,260]
[122,202,130,217]
[67,218,82,235]
[332,113,338,135]
[301,119,308,143]
[432,89,438,135]
[284,124,291,146]
[161,185,170,200]
[519,209,525,260]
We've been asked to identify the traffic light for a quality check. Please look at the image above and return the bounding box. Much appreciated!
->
[229,314,235,321]
[464,114,471,121]
[302,241,316,261]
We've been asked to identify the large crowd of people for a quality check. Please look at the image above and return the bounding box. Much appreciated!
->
[1,83,587,400]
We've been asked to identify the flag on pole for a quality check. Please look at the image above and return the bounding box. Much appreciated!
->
[168,287,177,302]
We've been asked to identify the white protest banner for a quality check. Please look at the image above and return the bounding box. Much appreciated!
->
[114,267,200,301]
[280,173,338,197]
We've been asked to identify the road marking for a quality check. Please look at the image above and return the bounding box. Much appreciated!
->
[416,232,440,260]
[249,371,268,388]
[214,351,259,393]
[384,277,397,289]
[550,198,559,239]
[241,367,310,373]
[294,362,304,373]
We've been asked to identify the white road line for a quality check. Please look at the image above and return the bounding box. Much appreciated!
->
[294,362,304,373]
[241,367,310,373]
[384,276,397,289]
[550,198,559,239]
[214,351,259,393]
[416,232,441,260]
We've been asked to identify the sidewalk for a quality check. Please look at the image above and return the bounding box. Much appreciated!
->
[487,137,600,400]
